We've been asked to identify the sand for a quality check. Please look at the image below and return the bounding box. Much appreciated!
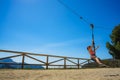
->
[0,68,120,80]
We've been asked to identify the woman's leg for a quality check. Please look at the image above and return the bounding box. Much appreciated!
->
[94,57,103,64]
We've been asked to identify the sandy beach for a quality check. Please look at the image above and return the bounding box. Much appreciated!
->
[0,68,120,80]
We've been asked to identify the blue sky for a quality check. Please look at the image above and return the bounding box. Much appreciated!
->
[0,0,120,60]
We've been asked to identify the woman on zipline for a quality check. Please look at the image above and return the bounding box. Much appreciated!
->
[87,41,107,67]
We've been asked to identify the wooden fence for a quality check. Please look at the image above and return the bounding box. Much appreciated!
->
[0,49,92,69]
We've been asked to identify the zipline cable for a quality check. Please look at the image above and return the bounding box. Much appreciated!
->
[58,0,90,25]
[58,0,96,53]
[57,0,114,30]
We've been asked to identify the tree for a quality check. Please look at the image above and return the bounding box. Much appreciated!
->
[106,24,120,59]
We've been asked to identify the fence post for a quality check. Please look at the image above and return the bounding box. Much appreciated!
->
[64,57,66,69]
[21,53,25,69]
[46,56,49,69]
[78,59,80,69]
[88,59,90,64]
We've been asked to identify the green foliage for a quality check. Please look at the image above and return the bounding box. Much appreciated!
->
[106,24,120,59]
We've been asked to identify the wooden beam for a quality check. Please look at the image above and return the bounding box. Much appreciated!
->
[0,49,91,60]
[64,57,66,69]
[77,59,80,69]
[25,54,46,64]
[46,56,49,69]
[21,54,25,69]
[66,59,78,65]
[49,59,64,65]
[80,60,88,65]
[0,55,21,60]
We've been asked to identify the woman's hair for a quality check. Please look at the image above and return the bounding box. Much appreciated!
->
[87,46,91,50]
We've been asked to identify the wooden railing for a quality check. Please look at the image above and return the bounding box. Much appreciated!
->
[0,49,92,69]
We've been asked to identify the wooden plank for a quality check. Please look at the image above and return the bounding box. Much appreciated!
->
[48,65,78,66]
[0,62,45,66]
[46,56,49,69]
[0,50,24,54]
[64,57,66,69]
[0,63,78,67]
[25,54,46,64]
[0,49,91,60]
[0,55,21,60]
[80,60,88,65]
[0,62,20,65]
[66,59,78,65]
[49,59,64,64]
[21,54,25,69]
[78,59,80,69]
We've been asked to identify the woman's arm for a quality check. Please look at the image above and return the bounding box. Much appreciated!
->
[95,46,99,50]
